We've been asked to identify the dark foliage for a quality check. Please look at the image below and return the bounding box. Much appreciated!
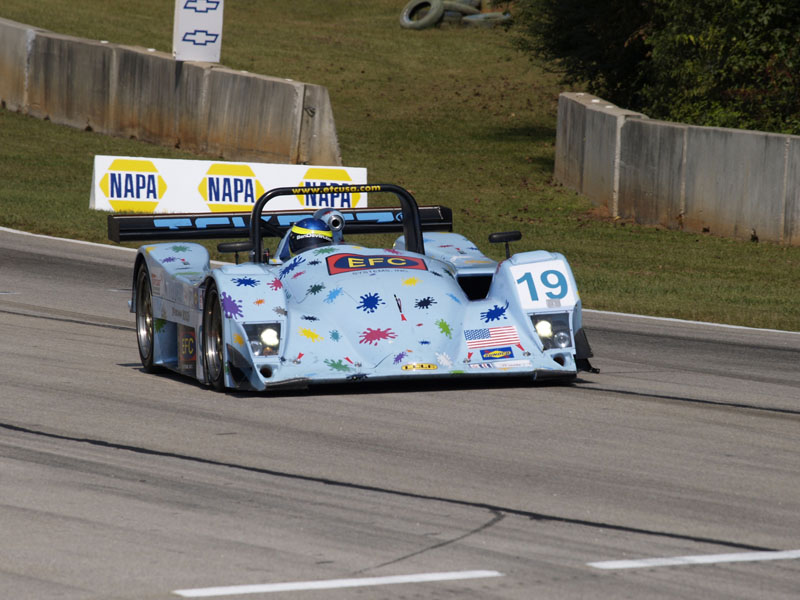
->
[511,0,800,134]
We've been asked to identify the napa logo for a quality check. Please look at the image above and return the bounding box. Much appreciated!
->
[198,163,266,212]
[98,159,167,212]
[295,168,363,208]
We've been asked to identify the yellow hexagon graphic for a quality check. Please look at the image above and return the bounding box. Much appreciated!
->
[100,159,167,212]
[295,168,362,208]
[198,164,266,213]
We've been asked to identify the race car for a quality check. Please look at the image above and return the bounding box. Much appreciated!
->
[109,183,594,392]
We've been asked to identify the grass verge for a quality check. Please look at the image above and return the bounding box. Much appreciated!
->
[1,0,798,330]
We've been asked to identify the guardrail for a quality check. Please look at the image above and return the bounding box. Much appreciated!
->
[555,92,800,245]
[0,17,341,166]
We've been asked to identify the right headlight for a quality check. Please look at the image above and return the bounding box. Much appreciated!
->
[531,313,572,350]
[243,323,282,357]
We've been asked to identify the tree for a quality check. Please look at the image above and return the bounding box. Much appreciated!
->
[511,0,652,109]
[642,0,800,133]
[512,0,800,134]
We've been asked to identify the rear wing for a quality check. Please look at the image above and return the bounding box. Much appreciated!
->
[108,205,452,242]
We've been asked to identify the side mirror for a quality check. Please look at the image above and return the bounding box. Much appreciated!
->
[488,231,522,259]
[217,240,254,265]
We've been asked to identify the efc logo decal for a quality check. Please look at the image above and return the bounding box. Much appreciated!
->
[480,347,514,361]
[295,168,363,208]
[98,159,167,212]
[179,331,196,362]
[198,164,266,212]
[327,254,427,275]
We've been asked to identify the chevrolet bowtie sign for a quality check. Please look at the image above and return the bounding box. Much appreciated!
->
[173,0,224,62]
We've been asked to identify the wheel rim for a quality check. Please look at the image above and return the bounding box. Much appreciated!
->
[136,269,153,361]
[205,288,223,383]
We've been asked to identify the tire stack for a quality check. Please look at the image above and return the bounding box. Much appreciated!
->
[399,0,512,30]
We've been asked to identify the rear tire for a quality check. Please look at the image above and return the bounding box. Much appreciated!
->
[135,265,158,373]
[203,282,226,391]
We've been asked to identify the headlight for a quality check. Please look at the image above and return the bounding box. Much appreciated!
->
[243,323,281,356]
[531,313,572,350]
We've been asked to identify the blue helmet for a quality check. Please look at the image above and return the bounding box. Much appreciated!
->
[288,218,333,255]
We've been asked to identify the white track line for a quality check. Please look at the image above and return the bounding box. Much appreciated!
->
[583,308,800,335]
[0,225,136,251]
[588,549,800,570]
[172,570,504,597]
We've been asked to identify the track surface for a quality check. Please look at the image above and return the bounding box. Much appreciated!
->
[1,228,799,599]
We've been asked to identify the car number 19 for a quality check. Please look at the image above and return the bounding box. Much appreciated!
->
[510,261,577,310]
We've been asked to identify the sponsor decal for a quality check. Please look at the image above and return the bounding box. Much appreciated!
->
[294,168,370,208]
[401,363,438,371]
[179,330,196,362]
[468,359,532,371]
[327,253,427,275]
[464,326,521,349]
[149,272,162,296]
[98,159,167,212]
[198,163,265,212]
[480,346,514,361]
[495,359,532,370]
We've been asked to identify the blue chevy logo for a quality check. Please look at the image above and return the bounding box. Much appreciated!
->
[183,0,220,13]
[182,30,220,46]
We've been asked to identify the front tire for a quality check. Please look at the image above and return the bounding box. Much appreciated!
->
[203,282,226,391]
[135,265,157,372]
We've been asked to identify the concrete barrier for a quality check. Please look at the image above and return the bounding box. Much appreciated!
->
[619,119,687,228]
[556,92,800,245]
[0,18,39,112]
[0,17,340,166]
[684,126,788,242]
[555,93,646,213]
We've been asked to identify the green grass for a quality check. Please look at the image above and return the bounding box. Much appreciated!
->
[1,0,799,331]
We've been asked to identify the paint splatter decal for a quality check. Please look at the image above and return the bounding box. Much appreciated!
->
[299,328,323,342]
[325,359,351,372]
[359,327,397,345]
[436,319,453,339]
[279,256,305,279]
[220,292,244,319]
[357,292,385,314]
[415,296,437,309]
[233,277,259,287]
[481,301,509,322]
[307,283,325,295]
[324,287,343,304]
[268,278,283,291]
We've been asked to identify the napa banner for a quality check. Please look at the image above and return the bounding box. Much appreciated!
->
[89,156,368,213]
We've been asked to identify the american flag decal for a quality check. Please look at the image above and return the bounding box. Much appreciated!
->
[464,326,520,349]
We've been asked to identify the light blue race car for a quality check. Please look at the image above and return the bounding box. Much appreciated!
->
[109,184,594,392]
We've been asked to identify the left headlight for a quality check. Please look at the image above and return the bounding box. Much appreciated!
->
[531,313,572,350]
[243,323,282,356]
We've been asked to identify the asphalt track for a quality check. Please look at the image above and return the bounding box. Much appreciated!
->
[1,227,799,600]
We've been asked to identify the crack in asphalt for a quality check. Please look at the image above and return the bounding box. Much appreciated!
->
[355,511,506,574]
[1,422,775,554]
[574,384,800,418]
[0,307,134,332]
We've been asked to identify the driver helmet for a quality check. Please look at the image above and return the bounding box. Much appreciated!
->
[288,218,333,255]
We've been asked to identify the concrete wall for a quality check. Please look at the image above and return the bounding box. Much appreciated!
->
[556,92,800,245]
[0,17,341,165]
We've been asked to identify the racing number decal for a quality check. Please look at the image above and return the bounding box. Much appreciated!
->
[511,261,577,310]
